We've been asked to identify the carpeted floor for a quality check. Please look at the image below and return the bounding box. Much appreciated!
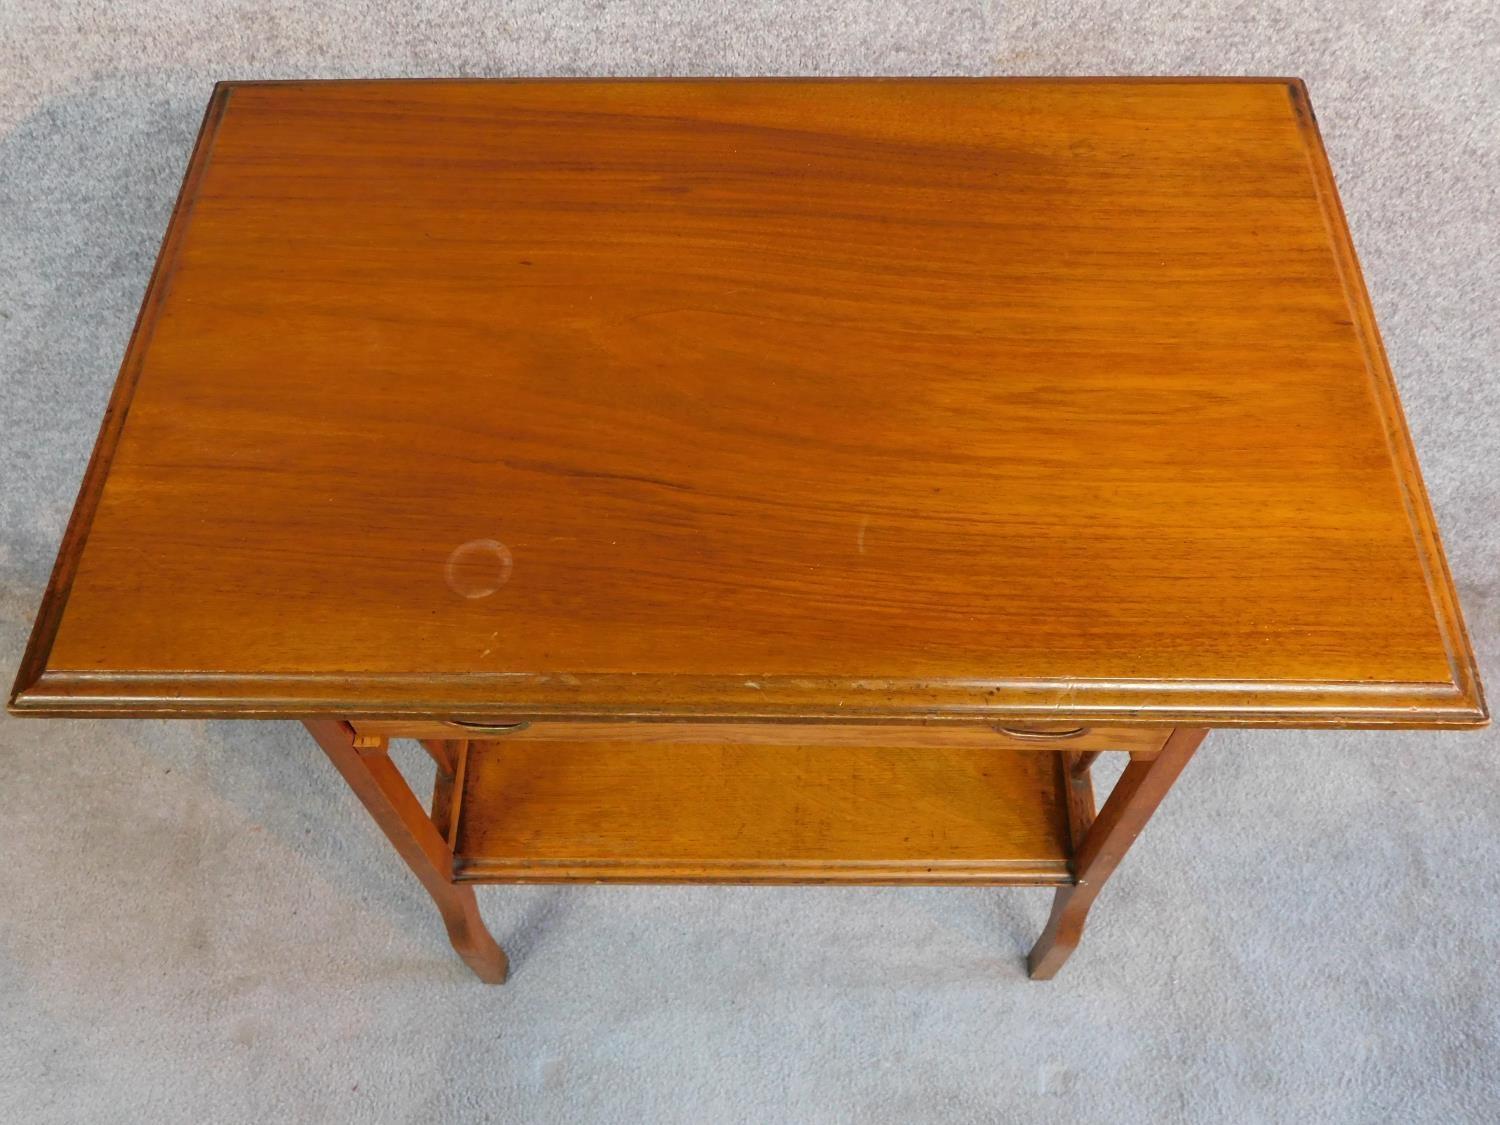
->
[2,4,1498,1122]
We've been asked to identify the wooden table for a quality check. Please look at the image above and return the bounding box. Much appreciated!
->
[10,78,1485,984]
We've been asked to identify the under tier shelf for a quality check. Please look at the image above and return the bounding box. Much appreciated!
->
[451,740,1077,885]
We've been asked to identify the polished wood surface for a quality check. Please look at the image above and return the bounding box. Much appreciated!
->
[452,738,1074,883]
[9,78,1484,727]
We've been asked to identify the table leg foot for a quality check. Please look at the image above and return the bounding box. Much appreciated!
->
[1027,886,1089,979]
[440,886,510,984]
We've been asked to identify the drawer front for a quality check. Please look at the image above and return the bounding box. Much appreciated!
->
[348,718,1170,755]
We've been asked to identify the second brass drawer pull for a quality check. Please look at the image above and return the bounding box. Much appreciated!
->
[444,720,532,736]
[995,725,1089,741]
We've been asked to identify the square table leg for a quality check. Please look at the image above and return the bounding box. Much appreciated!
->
[304,720,509,984]
[1027,727,1206,979]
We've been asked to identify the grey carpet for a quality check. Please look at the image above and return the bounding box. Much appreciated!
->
[2,4,1498,1122]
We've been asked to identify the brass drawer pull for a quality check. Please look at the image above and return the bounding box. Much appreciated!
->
[444,720,532,736]
[995,725,1089,741]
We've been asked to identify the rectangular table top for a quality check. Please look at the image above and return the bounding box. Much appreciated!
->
[10,78,1485,727]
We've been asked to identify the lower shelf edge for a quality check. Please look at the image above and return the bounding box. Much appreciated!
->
[453,858,1075,886]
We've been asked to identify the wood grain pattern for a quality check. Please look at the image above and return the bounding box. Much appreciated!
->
[8,78,1485,727]
[453,738,1074,883]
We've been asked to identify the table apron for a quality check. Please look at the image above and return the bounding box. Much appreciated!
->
[348,719,1171,755]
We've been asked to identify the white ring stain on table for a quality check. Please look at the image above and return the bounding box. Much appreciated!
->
[444,539,513,599]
